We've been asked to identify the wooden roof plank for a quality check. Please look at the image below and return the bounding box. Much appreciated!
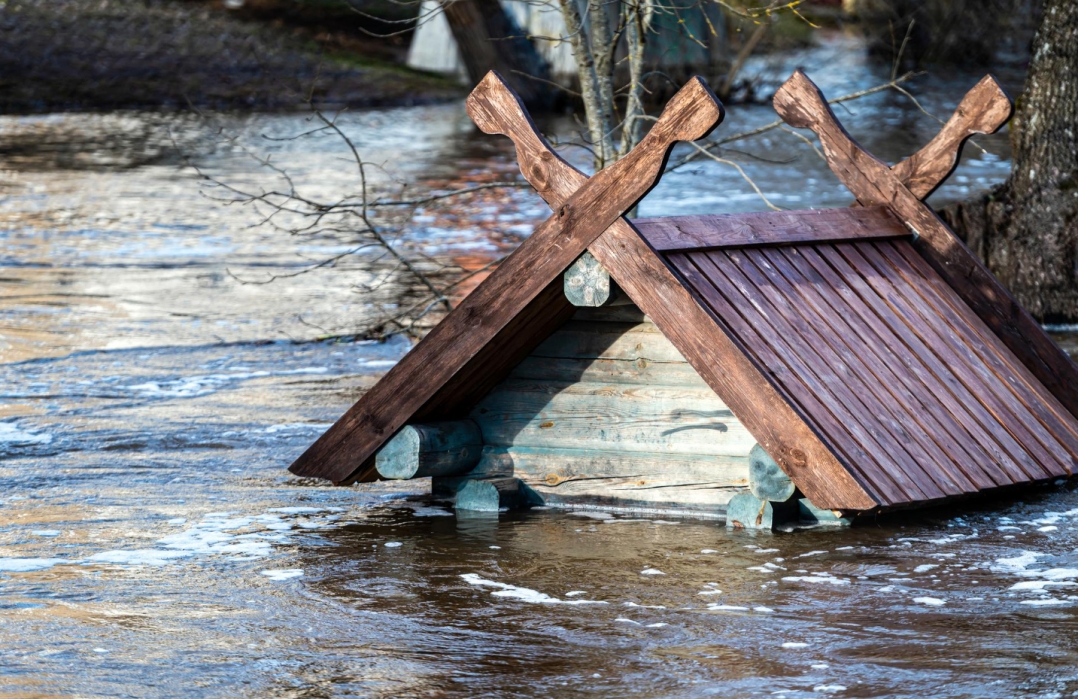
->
[633,206,908,252]
[885,240,1078,464]
[701,249,946,501]
[765,245,1007,491]
[829,243,1059,482]
[671,250,911,506]
[592,237,878,512]
[744,246,985,493]
[854,242,1076,477]
[806,245,1043,486]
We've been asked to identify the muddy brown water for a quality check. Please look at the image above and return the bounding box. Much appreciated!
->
[3,37,1078,698]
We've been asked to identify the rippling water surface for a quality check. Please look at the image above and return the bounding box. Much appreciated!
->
[3,36,1078,698]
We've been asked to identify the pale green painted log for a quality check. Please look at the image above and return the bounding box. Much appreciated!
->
[454,476,539,512]
[564,251,620,307]
[748,443,797,502]
[797,498,853,526]
[725,492,798,530]
[530,321,687,362]
[374,420,483,480]
[477,445,749,483]
[509,355,706,387]
[470,379,756,456]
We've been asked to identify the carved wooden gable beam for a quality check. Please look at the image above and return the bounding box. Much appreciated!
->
[289,73,723,486]
[774,70,1078,424]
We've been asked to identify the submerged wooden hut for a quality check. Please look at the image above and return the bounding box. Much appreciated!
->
[290,70,1078,528]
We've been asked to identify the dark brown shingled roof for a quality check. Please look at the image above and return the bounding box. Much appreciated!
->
[664,237,1078,507]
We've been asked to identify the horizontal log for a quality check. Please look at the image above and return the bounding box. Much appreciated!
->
[470,379,755,456]
[453,476,537,512]
[509,355,707,387]
[633,206,908,252]
[530,321,688,362]
[725,492,798,530]
[527,478,744,513]
[374,420,483,480]
[476,445,750,483]
[748,444,796,502]
[564,251,619,307]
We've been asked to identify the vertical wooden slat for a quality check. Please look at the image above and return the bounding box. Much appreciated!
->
[803,245,1042,485]
[766,246,1008,490]
[672,251,910,505]
[845,242,1071,479]
[747,247,987,492]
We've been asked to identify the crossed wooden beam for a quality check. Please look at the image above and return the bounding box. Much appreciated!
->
[290,68,1078,506]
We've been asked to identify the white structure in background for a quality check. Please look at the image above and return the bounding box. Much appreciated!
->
[407,0,577,82]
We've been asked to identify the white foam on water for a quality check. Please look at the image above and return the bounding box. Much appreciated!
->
[167,518,187,525]
[624,602,666,609]
[782,642,809,648]
[640,568,665,575]
[700,549,718,554]
[87,549,192,566]
[646,623,668,628]
[811,664,829,670]
[755,548,780,554]
[569,511,614,520]
[261,569,304,581]
[268,507,343,515]
[31,530,61,537]
[398,503,454,517]
[797,551,828,558]
[263,423,334,434]
[783,575,850,586]
[754,606,774,613]
[1020,598,1069,606]
[489,545,501,550]
[913,597,945,606]
[1038,526,1059,532]
[1010,580,1078,591]
[460,574,607,605]
[913,564,939,573]
[707,604,749,611]
[0,557,66,572]
[615,617,641,625]
[565,591,587,597]
[814,685,847,693]
[0,422,52,445]
[698,589,723,595]
[384,542,402,548]
[994,551,1042,572]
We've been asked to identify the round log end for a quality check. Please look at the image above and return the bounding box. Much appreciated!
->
[748,444,796,502]
[375,425,422,479]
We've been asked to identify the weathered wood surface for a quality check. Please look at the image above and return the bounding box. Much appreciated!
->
[774,69,1078,425]
[672,239,1077,510]
[472,71,877,512]
[528,320,688,363]
[289,71,723,484]
[564,251,618,306]
[374,420,483,480]
[633,206,907,253]
[891,75,1013,200]
[748,444,796,502]
[474,445,750,483]
[797,498,853,526]
[471,379,756,456]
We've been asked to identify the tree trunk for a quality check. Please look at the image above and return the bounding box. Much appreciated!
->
[440,0,552,107]
[941,0,1078,322]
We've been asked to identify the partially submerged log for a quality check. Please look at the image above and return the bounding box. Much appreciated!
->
[748,444,796,502]
[375,420,483,480]
[725,492,797,530]
[454,476,538,512]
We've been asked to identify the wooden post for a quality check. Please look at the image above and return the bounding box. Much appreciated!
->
[748,444,796,502]
[725,492,797,530]
[374,420,483,480]
[455,476,537,511]
[564,251,630,307]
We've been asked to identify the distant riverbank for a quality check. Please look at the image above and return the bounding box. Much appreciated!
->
[0,0,462,113]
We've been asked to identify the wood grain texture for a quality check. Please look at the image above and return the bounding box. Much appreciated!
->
[633,206,907,252]
[472,72,877,511]
[891,75,1013,200]
[289,71,723,484]
[774,69,1078,424]
[564,251,615,306]
[374,420,483,480]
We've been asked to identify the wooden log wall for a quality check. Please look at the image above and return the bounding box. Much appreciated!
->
[465,304,756,514]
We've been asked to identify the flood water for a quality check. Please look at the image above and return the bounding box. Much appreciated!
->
[4,35,1078,698]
